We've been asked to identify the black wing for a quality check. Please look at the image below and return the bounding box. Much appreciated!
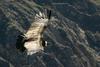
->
[16,33,26,52]
[47,9,51,20]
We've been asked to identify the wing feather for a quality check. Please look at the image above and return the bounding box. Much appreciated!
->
[25,18,48,39]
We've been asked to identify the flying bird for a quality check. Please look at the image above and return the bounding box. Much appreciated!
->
[16,9,51,55]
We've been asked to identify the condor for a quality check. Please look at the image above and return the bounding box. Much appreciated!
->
[16,10,51,55]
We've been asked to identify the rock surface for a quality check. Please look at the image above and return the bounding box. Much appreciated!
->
[0,0,100,67]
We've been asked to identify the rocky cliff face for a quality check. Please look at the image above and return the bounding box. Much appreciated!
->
[0,0,100,67]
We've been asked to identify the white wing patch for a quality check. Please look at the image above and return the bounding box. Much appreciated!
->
[24,12,49,55]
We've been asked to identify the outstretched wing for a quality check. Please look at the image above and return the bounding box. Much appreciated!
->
[24,10,51,40]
